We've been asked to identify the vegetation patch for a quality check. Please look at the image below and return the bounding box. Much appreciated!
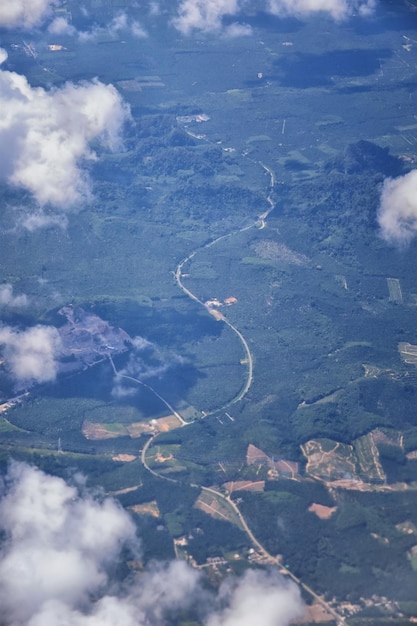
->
[250,240,309,266]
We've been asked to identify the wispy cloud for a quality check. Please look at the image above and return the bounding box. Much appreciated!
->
[0,284,28,309]
[149,2,162,17]
[378,170,417,246]
[0,49,131,216]
[112,336,184,398]
[0,324,61,386]
[19,211,68,232]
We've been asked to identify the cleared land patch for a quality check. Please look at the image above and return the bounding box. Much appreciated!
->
[250,240,309,266]
[335,274,348,290]
[302,431,387,485]
[152,414,184,432]
[112,454,137,462]
[223,480,265,494]
[354,433,385,482]
[82,419,154,439]
[194,490,244,529]
[146,444,191,475]
[82,412,183,441]
[109,485,139,495]
[246,444,299,479]
[302,601,335,623]
[396,521,417,535]
[308,503,337,519]
[302,439,358,482]
[399,342,417,365]
[147,444,180,463]
[82,420,128,440]
[298,389,343,408]
[387,277,403,303]
[130,501,160,517]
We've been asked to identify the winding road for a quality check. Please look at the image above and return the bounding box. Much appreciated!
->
[113,157,345,625]
[174,223,255,412]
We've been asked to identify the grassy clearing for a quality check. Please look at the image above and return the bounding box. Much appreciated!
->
[0,417,26,433]
[82,421,129,439]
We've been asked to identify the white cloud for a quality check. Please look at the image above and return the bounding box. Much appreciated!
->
[224,22,252,37]
[207,570,304,626]
[0,463,138,625]
[0,463,199,626]
[0,0,58,29]
[0,284,28,309]
[378,170,417,246]
[48,15,77,36]
[172,0,250,35]
[47,9,147,40]
[267,0,376,20]
[0,49,131,211]
[20,560,200,626]
[172,0,376,33]
[78,12,148,43]
[20,211,68,231]
[130,20,148,38]
[7,566,306,626]
[132,560,202,622]
[0,324,61,385]
[26,598,139,626]
[0,463,305,626]
[149,2,161,16]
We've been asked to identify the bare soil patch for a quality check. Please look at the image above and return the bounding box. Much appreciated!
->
[130,501,160,518]
[112,454,136,462]
[308,503,337,519]
[154,414,183,431]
